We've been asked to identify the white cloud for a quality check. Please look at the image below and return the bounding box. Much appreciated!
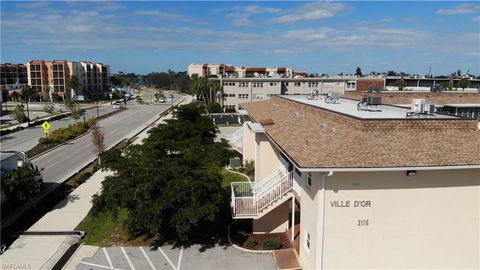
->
[16,1,50,9]
[135,10,182,20]
[473,16,480,22]
[267,2,349,24]
[436,3,480,15]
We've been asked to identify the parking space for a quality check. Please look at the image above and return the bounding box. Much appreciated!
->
[77,244,275,270]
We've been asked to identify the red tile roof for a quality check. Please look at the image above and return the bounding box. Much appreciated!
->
[246,67,266,73]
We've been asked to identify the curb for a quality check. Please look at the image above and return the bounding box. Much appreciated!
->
[30,108,127,160]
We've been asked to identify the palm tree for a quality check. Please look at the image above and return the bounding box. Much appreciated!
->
[209,80,220,104]
[21,85,36,125]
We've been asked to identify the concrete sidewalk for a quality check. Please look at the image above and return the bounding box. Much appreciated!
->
[0,95,194,270]
[0,170,111,269]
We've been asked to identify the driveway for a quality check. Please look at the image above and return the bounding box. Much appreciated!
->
[77,244,275,270]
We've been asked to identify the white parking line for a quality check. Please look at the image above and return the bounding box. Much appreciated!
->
[157,246,177,270]
[140,247,157,270]
[80,261,123,270]
[176,247,183,270]
[120,247,136,270]
[103,247,114,268]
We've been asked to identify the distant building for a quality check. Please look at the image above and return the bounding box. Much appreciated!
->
[24,60,110,100]
[0,63,28,90]
[215,77,357,111]
[188,63,295,78]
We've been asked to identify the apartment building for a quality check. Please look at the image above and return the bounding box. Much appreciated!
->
[230,95,480,269]
[188,63,295,78]
[0,63,28,90]
[218,77,357,111]
[25,60,110,100]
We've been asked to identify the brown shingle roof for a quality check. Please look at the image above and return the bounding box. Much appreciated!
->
[242,96,480,169]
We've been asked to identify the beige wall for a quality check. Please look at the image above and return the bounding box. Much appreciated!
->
[253,199,290,233]
[257,133,282,182]
[299,169,480,269]
[242,122,256,165]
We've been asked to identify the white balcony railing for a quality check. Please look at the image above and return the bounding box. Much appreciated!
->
[231,170,293,218]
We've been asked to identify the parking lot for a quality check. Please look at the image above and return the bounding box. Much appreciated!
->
[77,244,276,270]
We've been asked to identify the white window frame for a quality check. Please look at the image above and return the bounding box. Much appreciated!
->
[307,172,312,189]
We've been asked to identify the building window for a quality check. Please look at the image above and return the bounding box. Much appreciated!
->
[223,82,235,86]
[269,82,277,86]
[308,82,319,88]
[324,82,334,87]
[307,172,312,188]
[305,232,311,251]
[294,82,301,87]
[239,82,249,87]
[239,94,249,99]
[253,94,264,99]
[347,82,356,89]
[284,82,289,86]
[253,82,263,88]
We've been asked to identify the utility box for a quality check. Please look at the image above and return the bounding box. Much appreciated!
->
[229,157,241,169]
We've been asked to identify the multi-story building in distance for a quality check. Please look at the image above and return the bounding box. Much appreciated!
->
[230,94,480,269]
[0,63,28,91]
[214,76,480,112]
[188,63,299,78]
[19,60,110,100]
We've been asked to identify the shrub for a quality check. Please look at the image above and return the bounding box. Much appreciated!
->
[262,238,282,250]
[244,238,257,249]
[207,102,222,113]
[75,171,93,187]
[13,105,28,123]
[225,108,236,113]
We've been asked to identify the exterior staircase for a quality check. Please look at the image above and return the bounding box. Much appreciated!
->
[231,169,293,219]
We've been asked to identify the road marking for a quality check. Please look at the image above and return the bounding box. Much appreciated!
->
[176,247,183,270]
[157,246,177,270]
[121,247,136,270]
[103,247,114,268]
[140,247,157,270]
[79,261,123,270]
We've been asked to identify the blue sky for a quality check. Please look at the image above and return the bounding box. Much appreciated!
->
[1,1,479,75]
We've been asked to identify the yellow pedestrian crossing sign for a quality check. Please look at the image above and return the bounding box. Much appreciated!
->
[42,121,51,133]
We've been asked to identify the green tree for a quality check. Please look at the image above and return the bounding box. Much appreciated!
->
[92,103,230,242]
[207,102,222,113]
[458,78,470,90]
[66,99,82,121]
[355,67,362,77]
[441,80,453,91]
[91,119,105,165]
[2,165,42,202]
[43,103,56,116]
[21,85,36,125]
[13,104,27,123]
[394,80,407,91]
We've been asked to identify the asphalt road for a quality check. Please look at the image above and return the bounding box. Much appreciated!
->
[33,100,179,184]
[1,104,117,152]
[1,96,184,229]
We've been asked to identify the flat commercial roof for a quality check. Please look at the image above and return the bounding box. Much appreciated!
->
[443,104,480,108]
[282,95,456,119]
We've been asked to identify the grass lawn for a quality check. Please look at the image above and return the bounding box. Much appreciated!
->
[76,208,129,246]
[221,168,248,188]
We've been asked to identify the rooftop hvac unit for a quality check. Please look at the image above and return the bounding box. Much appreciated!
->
[367,96,381,105]
[411,99,425,113]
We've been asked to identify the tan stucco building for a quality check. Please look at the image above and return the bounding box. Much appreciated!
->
[25,60,110,100]
[231,95,480,269]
